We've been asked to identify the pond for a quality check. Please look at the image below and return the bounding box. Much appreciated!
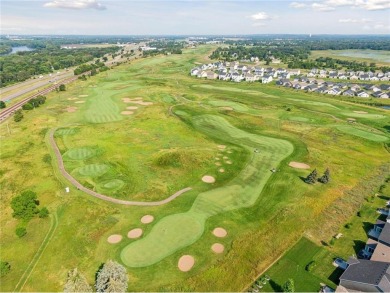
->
[7,46,35,55]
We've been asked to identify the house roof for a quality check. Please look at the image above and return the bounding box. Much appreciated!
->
[340,258,390,285]
[379,222,390,246]
[371,242,390,263]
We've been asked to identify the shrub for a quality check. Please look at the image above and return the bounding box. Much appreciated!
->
[0,261,11,277]
[39,207,49,218]
[42,154,51,164]
[14,110,23,122]
[345,223,352,229]
[305,261,316,272]
[15,227,27,238]
[329,238,336,246]
[22,103,34,110]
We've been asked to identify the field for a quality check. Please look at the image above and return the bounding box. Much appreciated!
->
[0,45,389,292]
[310,49,390,66]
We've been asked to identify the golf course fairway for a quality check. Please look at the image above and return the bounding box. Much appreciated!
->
[120,114,294,267]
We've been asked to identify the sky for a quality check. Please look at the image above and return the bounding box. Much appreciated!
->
[1,0,390,35]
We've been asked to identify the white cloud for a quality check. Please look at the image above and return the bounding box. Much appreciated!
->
[312,3,335,11]
[339,18,371,22]
[43,0,106,10]
[354,0,390,10]
[250,12,271,21]
[325,0,355,6]
[289,2,307,8]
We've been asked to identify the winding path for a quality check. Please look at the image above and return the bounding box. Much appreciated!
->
[48,128,192,206]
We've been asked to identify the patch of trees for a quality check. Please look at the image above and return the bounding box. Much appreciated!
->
[21,95,46,112]
[14,109,23,122]
[304,168,330,184]
[64,260,128,293]
[282,278,295,292]
[0,261,11,277]
[73,61,106,76]
[0,46,117,87]
[0,100,5,109]
[142,41,184,57]
[10,190,49,237]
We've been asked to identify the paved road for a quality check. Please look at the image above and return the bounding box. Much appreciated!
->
[48,128,192,206]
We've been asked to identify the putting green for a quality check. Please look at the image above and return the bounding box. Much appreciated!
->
[75,163,110,177]
[341,112,386,119]
[208,100,250,112]
[102,179,125,190]
[120,114,294,267]
[336,125,388,142]
[84,91,123,124]
[63,147,96,160]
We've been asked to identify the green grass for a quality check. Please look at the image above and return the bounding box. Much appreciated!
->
[341,112,386,119]
[63,147,97,160]
[75,163,110,177]
[101,179,125,190]
[336,125,388,142]
[310,50,390,66]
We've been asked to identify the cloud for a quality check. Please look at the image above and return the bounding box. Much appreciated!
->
[312,3,335,11]
[43,0,106,10]
[338,18,371,22]
[289,2,307,8]
[250,12,271,21]
[354,0,390,10]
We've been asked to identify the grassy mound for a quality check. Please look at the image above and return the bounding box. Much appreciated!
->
[63,147,97,160]
[101,179,125,190]
[153,149,211,168]
[286,116,310,122]
[75,163,110,177]
[336,125,388,142]
[341,112,386,119]
[55,128,78,136]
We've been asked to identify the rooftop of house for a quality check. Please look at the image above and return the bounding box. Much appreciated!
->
[340,258,390,286]
[379,222,390,246]
[371,242,390,263]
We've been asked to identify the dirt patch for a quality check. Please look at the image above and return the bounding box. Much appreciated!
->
[78,95,88,98]
[225,160,232,165]
[121,111,134,115]
[288,161,310,169]
[218,145,226,150]
[215,162,221,166]
[127,228,143,239]
[67,97,78,101]
[219,168,225,173]
[66,107,77,113]
[227,150,232,154]
[213,227,227,238]
[211,243,225,253]
[215,157,220,160]
[126,106,139,110]
[122,97,153,106]
[202,175,216,183]
[75,101,85,104]
[219,107,233,111]
[178,255,195,272]
[107,234,122,244]
[223,156,228,159]
[347,118,356,121]
[353,111,368,114]
[141,215,154,224]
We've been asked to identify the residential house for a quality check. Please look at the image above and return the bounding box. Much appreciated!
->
[190,68,200,76]
[245,73,256,82]
[206,71,218,80]
[305,84,318,92]
[262,75,273,84]
[337,259,390,292]
[350,84,361,92]
[198,71,208,78]
[373,91,389,99]
[328,87,342,95]
[356,90,370,98]
[342,90,355,97]
[289,69,301,76]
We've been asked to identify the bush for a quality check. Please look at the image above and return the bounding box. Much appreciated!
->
[39,207,49,218]
[0,261,11,277]
[15,227,27,238]
[59,84,66,91]
[305,261,316,272]
[42,154,51,164]
[329,238,336,246]
[345,223,352,229]
[22,103,34,110]
[14,110,23,122]
[0,101,6,109]
[11,190,40,221]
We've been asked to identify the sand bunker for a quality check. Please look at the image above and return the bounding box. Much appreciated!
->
[107,234,122,244]
[66,107,77,113]
[215,157,220,160]
[67,97,78,101]
[220,107,233,111]
[219,168,225,173]
[75,101,85,104]
[347,118,356,121]
[225,160,232,165]
[121,111,134,115]
[211,243,225,253]
[128,228,143,239]
[288,162,310,169]
[78,95,88,98]
[213,227,227,238]
[141,215,154,224]
[223,156,228,159]
[218,145,226,150]
[215,162,222,166]
[202,175,216,183]
[122,97,153,106]
[353,111,368,114]
[126,106,139,110]
[227,150,232,154]
[178,255,195,272]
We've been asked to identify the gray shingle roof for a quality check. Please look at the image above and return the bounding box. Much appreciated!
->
[379,222,390,246]
[340,258,390,285]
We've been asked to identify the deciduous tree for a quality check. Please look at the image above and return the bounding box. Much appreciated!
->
[95,260,128,293]
[64,268,92,292]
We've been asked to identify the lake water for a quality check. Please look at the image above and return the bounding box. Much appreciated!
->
[380,105,390,110]
[338,50,390,63]
[7,46,35,55]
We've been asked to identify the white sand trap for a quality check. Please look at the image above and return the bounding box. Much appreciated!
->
[134,101,153,106]
[218,145,226,150]
[178,255,195,272]
[215,162,221,166]
[213,227,227,238]
[202,175,216,183]
[66,107,77,113]
[219,168,225,173]
[127,228,143,239]
[121,111,134,115]
[126,106,139,110]
[223,156,228,159]
[141,215,154,224]
[288,162,310,169]
[211,243,225,254]
[78,95,88,98]
[107,234,122,244]
[67,97,78,100]
[347,118,356,121]
[215,157,220,160]
[75,101,85,104]
[220,107,233,111]
[225,160,232,165]
[227,150,232,154]
[353,111,368,114]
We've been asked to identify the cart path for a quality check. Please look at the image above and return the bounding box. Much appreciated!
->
[48,128,192,206]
